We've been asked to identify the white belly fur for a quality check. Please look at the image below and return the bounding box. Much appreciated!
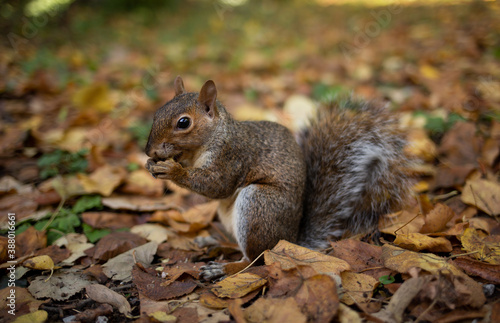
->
[217,187,243,237]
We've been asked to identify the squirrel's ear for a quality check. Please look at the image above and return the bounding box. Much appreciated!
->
[174,76,185,97]
[198,80,217,118]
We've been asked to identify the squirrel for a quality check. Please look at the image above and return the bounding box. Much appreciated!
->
[145,76,412,280]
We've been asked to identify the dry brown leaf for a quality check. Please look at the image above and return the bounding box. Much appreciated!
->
[78,165,127,196]
[380,209,425,235]
[82,211,147,230]
[103,241,158,282]
[12,310,48,323]
[211,272,267,299]
[87,231,147,261]
[420,203,455,234]
[199,290,260,310]
[120,169,164,197]
[163,201,218,233]
[468,217,500,235]
[132,266,197,301]
[86,284,131,315]
[461,178,500,216]
[453,256,500,284]
[28,271,95,301]
[405,128,437,162]
[294,274,339,322]
[338,303,362,323]
[382,244,463,276]
[131,223,169,244]
[72,83,114,113]
[0,287,48,317]
[328,239,383,271]
[459,228,500,265]
[340,272,378,306]
[264,240,350,275]
[102,195,180,212]
[15,226,46,258]
[244,297,307,323]
[394,233,453,252]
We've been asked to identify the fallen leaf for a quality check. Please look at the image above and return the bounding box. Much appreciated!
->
[163,201,218,233]
[12,310,48,323]
[78,165,127,196]
[120,169,164,197]
[33,245,71,265]
[86,284,131,315]
[461,178,500,216]
[23,255,55,272]
[103,241,158,282]
[82,211,148,229]
[459,228,500,265]
[405,128,437,162]
[394,233,453,252]
[264,240,350,275]
[87,231,147,261]
[212,272,267,298]
[244,297,307,323]
[15,226,46,257]
[131,223,169,244]
[382,244,463,276]
[452,256,500,284]
[0,287,48,317]
[380,209,425,235]
[132,266,197,301]
[28,271,95,301]
[102,195,180,211]
[199,290,260,310]
[72,83,114,113]
[294,274,339,322]
[420,203,456,234]
[340,271,378,306]
[53,233,94,265]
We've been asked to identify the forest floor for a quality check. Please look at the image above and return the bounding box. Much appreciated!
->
[1,1,500,322]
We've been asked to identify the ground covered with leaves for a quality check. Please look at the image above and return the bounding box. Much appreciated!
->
[1,0,500,322]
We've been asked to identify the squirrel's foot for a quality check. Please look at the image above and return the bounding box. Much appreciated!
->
[145,158,183,180]
[200,261,227,281]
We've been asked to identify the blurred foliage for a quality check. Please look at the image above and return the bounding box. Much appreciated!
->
[37,149,89,179]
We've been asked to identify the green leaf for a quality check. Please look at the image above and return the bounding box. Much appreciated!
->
[37,149,89,179]
[127,162,140,172]
[82,223,111,243]
[72,195,103,214]
[379,275,395,285]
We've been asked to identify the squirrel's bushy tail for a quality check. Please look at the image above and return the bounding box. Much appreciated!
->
[297,99,413,249]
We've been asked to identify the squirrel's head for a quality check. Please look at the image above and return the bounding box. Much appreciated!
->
[145,76,221,165]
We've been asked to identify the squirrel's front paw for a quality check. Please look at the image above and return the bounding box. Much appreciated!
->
[200,261,227,281]
[145,158,183,180]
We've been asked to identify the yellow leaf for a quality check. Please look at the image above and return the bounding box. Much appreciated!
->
[461,178,500,216]
[459,228,500,265]
[340,272,378,306]
[212,272,267,298]
[382,244,463,276]
[244,297,307,323]
[149,311,176,322]
[23,255,54,271]
[394,233,452,252]
[78,165,127,196]
[72,83,114,113]
[264,240,350,275]
[13,310,48,323]
[420,64,440,79]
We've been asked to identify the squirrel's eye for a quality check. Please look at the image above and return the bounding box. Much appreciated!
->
[176,117,191,129]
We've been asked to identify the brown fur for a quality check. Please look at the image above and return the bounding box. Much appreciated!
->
[145,77,412,279]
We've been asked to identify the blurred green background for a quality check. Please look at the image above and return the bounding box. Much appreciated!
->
[1,0,499,162]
